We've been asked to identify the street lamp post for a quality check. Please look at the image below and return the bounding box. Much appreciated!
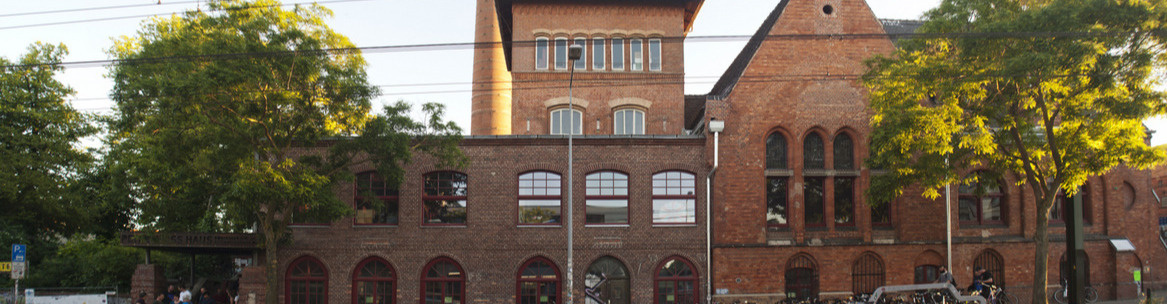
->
[566,43,583,304]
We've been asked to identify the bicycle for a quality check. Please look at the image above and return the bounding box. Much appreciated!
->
[1051,279,1099,304]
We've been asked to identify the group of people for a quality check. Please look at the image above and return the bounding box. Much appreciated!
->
[136,284,237,304]
[935,266,998,299]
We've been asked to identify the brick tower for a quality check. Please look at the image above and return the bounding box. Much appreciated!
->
[471,0,513,135]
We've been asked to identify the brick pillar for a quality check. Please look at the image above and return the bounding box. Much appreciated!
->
[237,266,267,304]
[131,264,166,303]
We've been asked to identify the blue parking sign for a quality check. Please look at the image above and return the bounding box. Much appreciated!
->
[12,244,25,262]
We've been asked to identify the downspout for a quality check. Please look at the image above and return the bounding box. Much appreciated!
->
[707,119,725,304]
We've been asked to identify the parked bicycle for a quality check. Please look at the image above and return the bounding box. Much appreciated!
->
[1051,279,1099,304]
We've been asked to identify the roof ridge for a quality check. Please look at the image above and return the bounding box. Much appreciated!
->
[706,0,790,99]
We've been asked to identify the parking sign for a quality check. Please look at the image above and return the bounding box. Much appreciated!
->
[12,244,26,262]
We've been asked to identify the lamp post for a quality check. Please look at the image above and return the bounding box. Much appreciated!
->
[566,43,583,304]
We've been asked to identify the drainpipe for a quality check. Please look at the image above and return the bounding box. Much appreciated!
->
[707,118,725,304]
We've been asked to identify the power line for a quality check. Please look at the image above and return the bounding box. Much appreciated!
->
[0,0,374,31]
[0,1,199,18]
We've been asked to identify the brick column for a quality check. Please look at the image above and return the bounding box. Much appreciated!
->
[237,266,267,304]
[131,264,166,303]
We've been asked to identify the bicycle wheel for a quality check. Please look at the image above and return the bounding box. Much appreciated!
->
[1084,287,1098,303]
[1052,288,1067,304]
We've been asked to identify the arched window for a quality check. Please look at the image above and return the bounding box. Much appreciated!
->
[913,250,943,284]
[785,254,818,299]
[586,256,630,304]
[421,258,465,304]
[652,171,696,225]
[1060,252,1091,285]
[353,257,395,304]
[833,133,854,170]
[550,108,582,135]
[423,171,468,226]
[655,257,698,304]
[613,108,645,135]
[852,253,885,295]
[355,172,399,225]
[1052,185,1089,224]
[586,171,629,225]
[517,257,560,304]
[286,256,327,304]
[803,133,825,169]
[974,250,1005,286]
[766,132,788,169]
[518,171,562,225]
[958,171,1005,225]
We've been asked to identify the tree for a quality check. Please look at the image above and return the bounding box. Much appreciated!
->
[864,0,1167,302]
[107,1,464,304]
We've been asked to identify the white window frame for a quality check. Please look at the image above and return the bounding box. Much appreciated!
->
[630,38,643,71]
[592,37,605,70]
[613,108,645,135]
[554,38,568,70]
[611,37,624,71]
[550,108,582,135]
[573,37,588,70]
[648,38,662,71]
[535,37,549,70]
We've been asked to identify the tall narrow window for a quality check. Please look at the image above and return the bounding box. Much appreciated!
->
[574,37,587,70]
[654,257,698,304]
[785,254,819,300]
[535,37,549,70]
[518,171,562,225]
[834,133,854,170]
[652,171,696,225]
[549,108,582,135]
[586,171,629,225]
[593,38,605,70]
[648,38,662,71]
[958,172,1005,225]
[630,39,643,71]
[586,257,630,304]
[423,171,468,226]
[354,172,399,226]
[803,133,825,169]
[804,177,825,227]
[766,177,789,227]
[613,109,644,135]
[352,258,394,304]
[1052,185,1089,224]
[611,37,624,71]
[834,178,855,226]
[517,257,560,304]
[421,258,465,304]
[554,38,568,70]
[852,253,885,295]
[872,199,892,227]
[766,133,788,169]
[287,256,327,304]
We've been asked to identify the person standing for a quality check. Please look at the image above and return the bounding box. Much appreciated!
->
[935,266,956,287]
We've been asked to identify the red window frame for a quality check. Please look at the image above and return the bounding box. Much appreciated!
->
[517,171,563,226]
[516,257,560,304]
[423,171,468,226]
[785,254,819,299]
[958,172,1006,226]
[652,171,697,225]
[352,257,395,304]
[871,199,893,228]
[766,177,790,228]
[585,171,630,225]
[833,177,856,227]
[653,256,699,304]
[803,177,826,228]
[420,257,465,304]
[1051,185,1089,224]
[286,256,328,304]
[354,172,399,226]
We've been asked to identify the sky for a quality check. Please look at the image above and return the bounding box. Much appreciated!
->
[5,0,1165,145]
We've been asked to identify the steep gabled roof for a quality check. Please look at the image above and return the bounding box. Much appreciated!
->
[706,0,790,100]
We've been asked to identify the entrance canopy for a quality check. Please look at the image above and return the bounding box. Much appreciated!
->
[120,231,259,255]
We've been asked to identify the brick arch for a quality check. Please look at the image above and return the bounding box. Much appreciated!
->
[801,127,829,170]
[852,252,885,294]
[785,253,819,299]
[285,255,328,304]
[764,127,793,170]
[914,250,944,266]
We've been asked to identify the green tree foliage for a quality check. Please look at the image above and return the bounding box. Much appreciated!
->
[865,0,1167,302]
[106,1,464,303]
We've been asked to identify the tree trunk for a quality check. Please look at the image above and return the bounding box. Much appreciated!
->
[262,222,280,304]
[1031,194,1056,304]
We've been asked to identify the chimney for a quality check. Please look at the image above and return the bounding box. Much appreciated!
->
[471,0,513,135]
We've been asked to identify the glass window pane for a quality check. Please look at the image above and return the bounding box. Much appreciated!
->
[634,111,643,134]
[536,38,548,70]
[574,38,587,70]
[653,198,695,223]
[593,38,605,70]
[648,39,661,71]
[630,39,643,71]
[614,110,625,134]
[519,199,561,224]
[834,178,854,225]
[767,177,788,226]
[804,133,825,169]
[804,177,825,225]
[586,199,628,224]
[834,133,854,170]
[555,38,567,70]
[766,133,787,169]
[612,38,624,70]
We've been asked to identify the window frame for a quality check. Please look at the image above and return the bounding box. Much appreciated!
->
[1051,185,1089,224]
[803,177,826,228]
[549,107,582,135]
[352,257,395,304]
[766,176,790,228]
[592,37,606,70]
[785,254,819,300]
[914,265,940,284]
[517,171,563,226]
[648,38,662,71]
[286,256,328,304]
[516,257,561,304]
[422,171,469,226]
[354,171,399,226]
[611,37,625,71]
[613,108,645,135]
[957,172,1006,226]
[871,199,893,228]
[803,132,826,170]
[852,253,885,295]
[585,170,630,226]
[833,132,855,170]
[973,249,1005,286]
[766,132,789,170]
[420,257,466,304]
[833,177,856,227]
[652,171,697,225]
[653,256,699,304]
[585,256,631,304]
[535,37,549,70]
[573,37,587,70]
[630,38,643,71]
[554,38,568,70]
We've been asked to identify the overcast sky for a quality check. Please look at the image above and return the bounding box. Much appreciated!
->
[5,0,1164,145]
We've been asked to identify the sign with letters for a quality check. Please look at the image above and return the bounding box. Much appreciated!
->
[12,244,25,262]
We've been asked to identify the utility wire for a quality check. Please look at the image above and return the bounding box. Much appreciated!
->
[0,0,374,31]
[0,1,199,18]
